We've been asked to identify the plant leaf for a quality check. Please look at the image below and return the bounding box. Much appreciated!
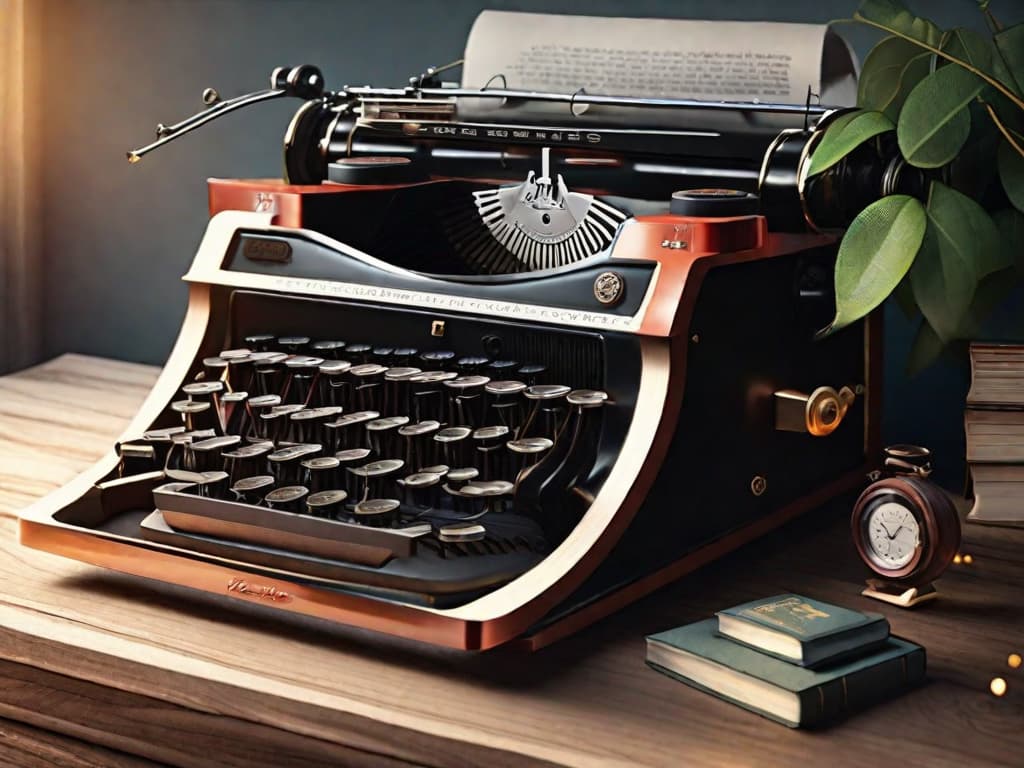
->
[910,223,973,343]
[998,138,1024,213]
[808,111,894,177]
[897,64,984,167]
[993,208,1024,277]
[819,194,926,337]
[854,0,943,48]
[892,274,918,318]
[948,101,1000,198]
[906,317,944,377]
[994,23,1024,97]
[941,27,993,73]
[857,36,931,120]
[932,181,1007,275]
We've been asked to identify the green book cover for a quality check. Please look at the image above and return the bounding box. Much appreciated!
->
[716,594,889,667]
[646,618,925,728]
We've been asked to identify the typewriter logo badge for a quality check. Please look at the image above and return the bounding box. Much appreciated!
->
[227,577,293,603]
[594,271,624,306]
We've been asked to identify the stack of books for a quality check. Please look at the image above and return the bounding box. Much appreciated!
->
[645,595,925,728]
[966,343,1024,526]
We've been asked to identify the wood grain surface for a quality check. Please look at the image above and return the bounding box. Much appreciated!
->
[1,355,1023,767]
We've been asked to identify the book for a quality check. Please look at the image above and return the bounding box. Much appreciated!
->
[965,409,1024,463]
[646,619,925,728]
[967,463,1024,526]
[967,343,1024,408]
[716,595,889,667]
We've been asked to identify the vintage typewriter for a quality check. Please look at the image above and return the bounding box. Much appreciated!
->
[20,55,892,650]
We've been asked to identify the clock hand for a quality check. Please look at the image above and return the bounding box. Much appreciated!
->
[888,525,904,540]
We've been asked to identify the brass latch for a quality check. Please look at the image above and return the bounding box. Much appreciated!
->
[774,386,857,437]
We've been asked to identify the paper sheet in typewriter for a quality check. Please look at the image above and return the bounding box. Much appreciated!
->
[460,11,858,132]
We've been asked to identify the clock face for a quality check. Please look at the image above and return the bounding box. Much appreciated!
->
[865,501,922,570]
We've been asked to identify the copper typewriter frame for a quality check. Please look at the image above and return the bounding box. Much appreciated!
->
[20,186,881,651]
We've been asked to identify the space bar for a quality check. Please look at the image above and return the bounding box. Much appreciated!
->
[153,482,427,566]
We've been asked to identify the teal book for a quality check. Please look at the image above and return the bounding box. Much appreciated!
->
[716,594,889,668]
[646,619,925,728]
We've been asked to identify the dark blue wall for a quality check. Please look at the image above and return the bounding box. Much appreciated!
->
[39,0,1018,487]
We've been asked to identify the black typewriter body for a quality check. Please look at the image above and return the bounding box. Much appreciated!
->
[21,64,883,649]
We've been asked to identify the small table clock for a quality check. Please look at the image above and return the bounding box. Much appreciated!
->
[851,445,961,607]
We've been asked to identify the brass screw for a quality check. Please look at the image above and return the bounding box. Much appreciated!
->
[751,476,767,496]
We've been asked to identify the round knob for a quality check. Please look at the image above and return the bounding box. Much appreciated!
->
[669,189,758,218]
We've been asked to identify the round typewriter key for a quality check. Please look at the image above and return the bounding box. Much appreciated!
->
[435,426,472,441]
[420,350,455,365]
[385,366,421,381]
[349,363,387,377]
[277,336,311,354]
[445,375,491,391]
[306,489,348,518]
[283,356,325,406]
[372,346,395,363]
[264,485,309,512]
[285,355,324,369]
[310,340,346,358]
[219,348,252,360]
[188,434,241,472]
[301,455,340,493]
[353,497,401,527]
[346,343,373,363]
[353,497,401,524]
[567,389,609,407]
[438,523,486,543]
[485,380,527,395]
[456,355,490,373]
[419,464,449,476]
[250,351,288,365]
[202,357,230,381]
[326,410,380,452]
[446,466,479,489]
[171,399,218,433]
[349,458,405,500]
[192,470,229,499]
[507,437,554,454]
[144,426,187,441]
[290,405,342,444]
[435,425,472,466]
[268,443,322,484]
[222,390,250,436]
[223,441,274,483]
[183,380,224,397]
[473,425,509,441]
[462,479,514,514]
[244,334,276,352]
[522,384,571,441]
[524,384,571,400]
[517,363,547,386]
[398,470,443,508]
[392,347,418,365]
[487,359,519,374]
[231,474,275,504]
[247,394,282,409]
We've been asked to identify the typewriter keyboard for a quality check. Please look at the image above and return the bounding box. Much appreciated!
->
[124,335,612,604]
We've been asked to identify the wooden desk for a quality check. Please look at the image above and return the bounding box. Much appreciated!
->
[1,354,1022,767]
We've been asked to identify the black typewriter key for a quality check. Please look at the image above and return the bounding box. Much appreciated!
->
[325,410,379,452]
[485,379,527,434]
[348,458,404,501]
[283,355,324,406]
[353,498,400,527]
[383,366,421,415]
[188,434,241,473]
[521,384,571,441]
[277,335,310,354]
[420,350,455,367]
[191,470,229,499]
[247,394,282,441]
[219,348,251,360]
[334,447,372,496]
[392,347,418,366]
[437,523,488,556]
[409,370,457,424]
[346,343,372,363]
[348,363,387,412]
[398,471,442,509]
[508,436,554,479]
[231,474,275,505]
[268,443,322,485]
[201,356,230,382]
[317,359,352,409]
[462,479,514,515]
[301,456,341,494]
[444,375,490,428]
[172,399,219,434]
[142,425,186,467]
[445,466,479,491]
[251,351,288,397]
[434,426,472,468]
[310,340,345,359]
[244,334,275,352]
[222,391,249,437]
[473,425,510,480]
[398,419,440,470]
[289,406,342,445]
[456,355,490,374]
[226,355,255,394]
[419,464,449,476]
[183,380,224,399]
[265,485,309,513]
[517,363,547,386]
[306,489,348,519]
[487,359,518,376]
[261,403,305,444]
[223,442,274,484]
[366,415,410,457]
[372,346,395,365]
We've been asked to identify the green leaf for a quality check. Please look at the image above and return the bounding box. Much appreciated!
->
[858,36,931,120]
[892,274,918,318]
[948,101,1000,198]
[906,317,944,377]
[994,23,1024,97]
[808,110,894,177]
[854,0,943,48]
[819,194,926,337]
[897,64,985,167]
[998,139,1024,213]
[940,27,993,73]
[993,208,1024,277]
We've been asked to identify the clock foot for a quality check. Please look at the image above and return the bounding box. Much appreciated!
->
[862,580,938,608]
